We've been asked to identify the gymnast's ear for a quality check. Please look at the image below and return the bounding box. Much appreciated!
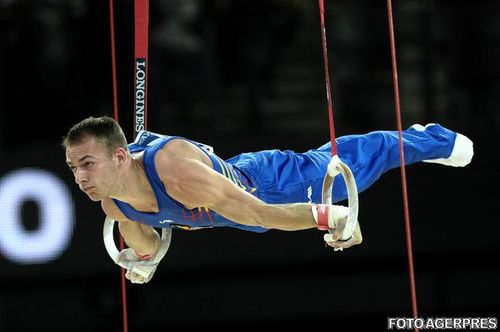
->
[114,147,128,164]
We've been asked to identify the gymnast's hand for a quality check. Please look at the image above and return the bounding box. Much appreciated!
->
[116,248,159,284]
[324,220,362,251]
[311,204,362,251]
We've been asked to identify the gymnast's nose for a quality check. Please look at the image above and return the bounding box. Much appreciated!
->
[74,168,88,186]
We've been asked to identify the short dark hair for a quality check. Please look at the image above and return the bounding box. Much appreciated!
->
[62,116,128,155]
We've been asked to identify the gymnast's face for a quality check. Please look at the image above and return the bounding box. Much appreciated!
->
[65,135,121,201]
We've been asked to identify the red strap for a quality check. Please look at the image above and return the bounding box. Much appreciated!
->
[316,204,330,231]
[134,0,149,58]
[134,0,149,136]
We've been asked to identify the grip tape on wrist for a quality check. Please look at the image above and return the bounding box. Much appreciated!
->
[131,265,156,279]
[315,204,330,231]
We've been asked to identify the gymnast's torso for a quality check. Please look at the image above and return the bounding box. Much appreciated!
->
[111,131,268,233]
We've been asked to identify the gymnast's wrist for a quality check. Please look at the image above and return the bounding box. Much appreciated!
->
[311,204,331,231]
[311,204,349,231]
[132,249,154,261]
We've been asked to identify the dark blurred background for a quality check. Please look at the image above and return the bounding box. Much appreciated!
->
[0,0,499,331]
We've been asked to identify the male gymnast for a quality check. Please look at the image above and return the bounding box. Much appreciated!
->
[63,116,473,283]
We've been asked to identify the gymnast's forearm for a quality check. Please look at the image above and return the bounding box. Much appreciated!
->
[118,221,161,255]
[214,200,317,231]
[257,203,318,231]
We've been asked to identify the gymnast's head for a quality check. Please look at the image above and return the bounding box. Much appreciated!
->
[63,116,127,154]
[63,116,129,201]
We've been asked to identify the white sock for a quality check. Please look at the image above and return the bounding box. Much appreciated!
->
[412,123,474,167]
[423,132,474,167]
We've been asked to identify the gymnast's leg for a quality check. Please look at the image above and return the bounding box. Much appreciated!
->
[310,123,473,202]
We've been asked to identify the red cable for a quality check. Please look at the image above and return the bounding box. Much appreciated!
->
[318,0,338,156]
[109,1,128,331]
[319,0,419,325]
[109,0,119,122]
[386,0,419,327]
[119,237,129,332]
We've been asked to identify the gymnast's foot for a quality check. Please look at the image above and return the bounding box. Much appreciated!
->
[412,123,474,167]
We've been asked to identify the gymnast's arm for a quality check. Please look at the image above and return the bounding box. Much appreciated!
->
[156,141,317,231]
[101,198,161,256]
